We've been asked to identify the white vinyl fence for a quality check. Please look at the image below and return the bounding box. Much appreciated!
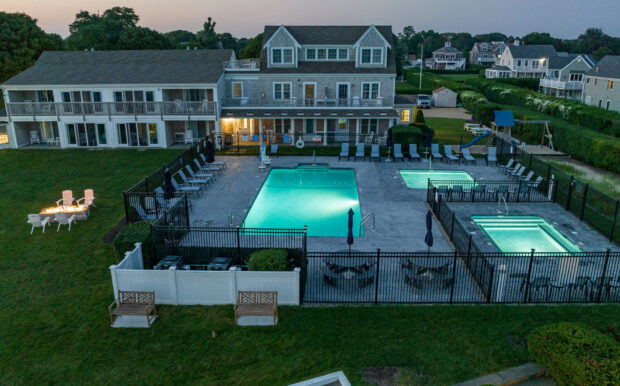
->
[110,243,301,305]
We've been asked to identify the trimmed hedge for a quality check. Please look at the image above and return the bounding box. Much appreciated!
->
[410,68,481,75]
[393,125,424,147]
[494,78,540,91]
[113,221,152,264]
[247,249,288,271]
[528,322,620,385]
[466,78,620,137]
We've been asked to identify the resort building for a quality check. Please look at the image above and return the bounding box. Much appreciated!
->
[486,41,556,79]
[582,55,620,112]
[1,25,398,149]
[539,53,596,100]
[469,41,506,67]
[430,41,465,70]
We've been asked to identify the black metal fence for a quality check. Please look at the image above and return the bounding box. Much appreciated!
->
[495,137,620,243]
[303,250,620,304]
[426,179,555,203]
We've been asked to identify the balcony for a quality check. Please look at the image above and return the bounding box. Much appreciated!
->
[539,78,583,91]
[223,59,260,71]
[6,101,217,117]
[222,96,387,108]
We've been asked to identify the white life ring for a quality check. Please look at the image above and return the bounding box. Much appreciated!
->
[295,138,305,149]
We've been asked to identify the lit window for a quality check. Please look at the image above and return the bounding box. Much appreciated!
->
[608,80,614,90]
[232,82,243,98]
[400,109,411,122]
[148,123,158,145]
[338,119,347,129]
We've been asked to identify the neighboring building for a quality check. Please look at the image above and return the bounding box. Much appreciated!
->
[0,109,8,148]
[539,53,596,100]
[469,41,506,66]
[486,41,556,78]
[431,42,465,70]
[582,55,620,112]
[432,87,457,107]
[1,25,398,149]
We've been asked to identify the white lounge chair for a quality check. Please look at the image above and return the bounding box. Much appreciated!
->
[186,164,214,182]
[431,144,443,160]
[487,147,498,165]
[260,149,271,165]
[199,153,226,169]
[499,158,515,174]
[370,144,380,161]
[510,165,526,179]
[76,189,95,207]
[171,175,201,195]
[178,170,209,186]
[355,143,365,161]
[444,145,459,164]
[131,204,157,221]
[194,158,222,175]
[505,162,521,176]
[408,144,421,162]
[520,171,535,183]
[154,187,174,208]
[27,214,49,234]
[528,176,544,188]
[54,212,76,232]
[56,190,74,207]
[393,144,404,162]
[461,148,476,164]
[339,143,350,160]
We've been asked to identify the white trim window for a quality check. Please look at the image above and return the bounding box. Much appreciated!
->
[399,109,411,122]
[273,82,292,100]
[66,123,107,146]
[361,82,380,99]
[305,48,349,61]
[569,73,583,82]
[361,48,383,64]
[116,122,158,147]
[274,119,291,134]
[360,119,378,134]
[337,82,350,100]
[232,82,243,98]
[271,48,293,64]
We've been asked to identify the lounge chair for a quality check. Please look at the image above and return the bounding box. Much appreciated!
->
[54,212,76,231]
[510,165,526,180]
[339,143,350,160]
[370,144,380,161]
[154,187,174,208]
[76,189,95,207]
[30,130,40,144]
[519,171,535,183]
[431,144,443,160]
[199,153,226,169]
[186,164,214,183]
[528,176,544,188]
[461,148,475,164]
[260,148,271,165]
[444,145,459,164]
[27,214,49,234]
[171,175,201,195]
[393,144,404,162]
[131,204,157,221]
[487,147,497,165]
[270,144,278,157]
[506,162,521,176]
[451,185,464,200]
[355,143,365,161]
[194,158,221,175]
[178,170,209,186]
[408,144,421,162]
[498,158,515,174]
[56,190,74,207]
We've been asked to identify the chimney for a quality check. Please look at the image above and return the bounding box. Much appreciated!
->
[514,39,520,46]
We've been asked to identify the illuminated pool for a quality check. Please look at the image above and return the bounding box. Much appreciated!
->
[399,169,474,189]
[243,165,362,237]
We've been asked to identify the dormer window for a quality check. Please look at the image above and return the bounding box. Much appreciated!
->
[272,48,293,64]
[305,48,349,61]
[361,48,383,64]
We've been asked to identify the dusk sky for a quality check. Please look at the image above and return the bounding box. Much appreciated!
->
[3,0,620,39]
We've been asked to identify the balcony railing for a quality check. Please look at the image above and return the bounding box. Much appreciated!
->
[6,101,217,117]
[539,78,583,90]
[223,59,260,70]
[222,96,387,108]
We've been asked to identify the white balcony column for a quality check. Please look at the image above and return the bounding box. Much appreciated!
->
[215,120,221,150]
[258,118,263,145]
[290,118,295,145]
[355,119,360,144]
[323,119,327,146]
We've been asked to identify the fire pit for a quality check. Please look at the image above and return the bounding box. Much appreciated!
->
[40,204,90,220]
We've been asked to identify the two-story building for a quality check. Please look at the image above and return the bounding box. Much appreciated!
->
[486,41,556,79]
[469,41,506,67]
[539,53,596,100]
[1,25,398,149]
[582,55,620,112]
[431,42,465,70]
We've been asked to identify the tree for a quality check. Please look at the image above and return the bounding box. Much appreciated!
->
[65,7,140,50]
[118,27,171,50]
[164,30,197,48]
[522,32,558,46]
[218,32,237,50]
[239,33,263,58]
[196,17,218,48]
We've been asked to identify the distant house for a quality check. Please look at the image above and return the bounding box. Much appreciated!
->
[402,54,419,69]
[431,42,465,70]
[432,87,457,107]
[486,40,556,78]
[469,42,506,67]
[539,53,596,100]
[582,55,620,112]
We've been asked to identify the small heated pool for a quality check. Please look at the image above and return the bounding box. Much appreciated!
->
[243,165,362,237]
[472,216,582,253]
[399,169,474,189]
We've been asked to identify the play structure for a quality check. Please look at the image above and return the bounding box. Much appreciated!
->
[460,130,490,148]
[490,110,554,150]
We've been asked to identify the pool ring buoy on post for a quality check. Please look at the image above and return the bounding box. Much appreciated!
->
[296,138,305,149]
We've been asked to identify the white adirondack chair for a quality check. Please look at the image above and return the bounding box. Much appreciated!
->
[54,212,76,232]
[56,190,74,206]
[30,131,40,144]
[184,131,194,144]
[27,214,49,234]
[77,189,95,207]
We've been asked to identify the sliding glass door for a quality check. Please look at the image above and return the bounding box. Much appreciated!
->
[66,123,107,147]
[117,123,158,147]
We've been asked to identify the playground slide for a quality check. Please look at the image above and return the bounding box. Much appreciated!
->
[460,130,490,149]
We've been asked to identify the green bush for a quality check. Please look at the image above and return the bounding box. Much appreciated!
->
[494,78,540,91]
[247,249,288,271]
[528,322,620,385]
[393,125,425,147]
[113,221,152,263]
[413,107,426,125]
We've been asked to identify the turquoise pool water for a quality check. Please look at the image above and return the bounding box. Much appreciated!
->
[472,216,582,253]
[243,165,362,237]
[399,169,474,189]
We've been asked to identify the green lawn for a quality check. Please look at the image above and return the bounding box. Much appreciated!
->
[1,149,619,385]
[395,80,421,94]
[441,74,480,81]
[425,117,479,146]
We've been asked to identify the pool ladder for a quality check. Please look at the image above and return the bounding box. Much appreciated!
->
[227,210,245,227]
[359,212,376,236]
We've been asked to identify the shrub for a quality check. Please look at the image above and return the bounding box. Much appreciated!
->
[113,221,152,263]
[247,249,288,271]
[494,78,540,91]
[528,322,620,385]
[413,107,426,125]
[392,125,425,147]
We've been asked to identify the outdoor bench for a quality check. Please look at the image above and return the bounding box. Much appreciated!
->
[234,291,278,325]
[108,291,156,326]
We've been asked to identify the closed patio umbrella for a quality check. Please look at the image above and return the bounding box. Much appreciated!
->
[163,168,175,200]
[347,208,354,255]
[206,137,215,163]
[424,209,433,253]
[386,127,393,162]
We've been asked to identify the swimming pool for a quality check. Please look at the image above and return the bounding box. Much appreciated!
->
[399,169,474,189]
[472,216,582,253]
[243,165,362,237]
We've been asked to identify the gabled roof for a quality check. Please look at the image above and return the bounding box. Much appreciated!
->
[262,25,392,46]
[2,49,234,86]
[262,25,301,48]
[548,53,595,70]
[506,44,556,59]
[489,65,511,71]
[433,45,462,54]
[586,55,620,79]
[433,87,455,94]
[353,25,391,48]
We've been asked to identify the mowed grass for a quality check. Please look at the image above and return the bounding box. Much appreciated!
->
[1,149,619,385]
[426,117,478,146]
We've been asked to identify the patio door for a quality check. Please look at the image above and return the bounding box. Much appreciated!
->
[118,123,152,147]
[304,83,316,106]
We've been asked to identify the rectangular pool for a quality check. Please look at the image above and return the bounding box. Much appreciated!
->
[243,165,362,237]
[472,216,582,253]
[399,169,474,189]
